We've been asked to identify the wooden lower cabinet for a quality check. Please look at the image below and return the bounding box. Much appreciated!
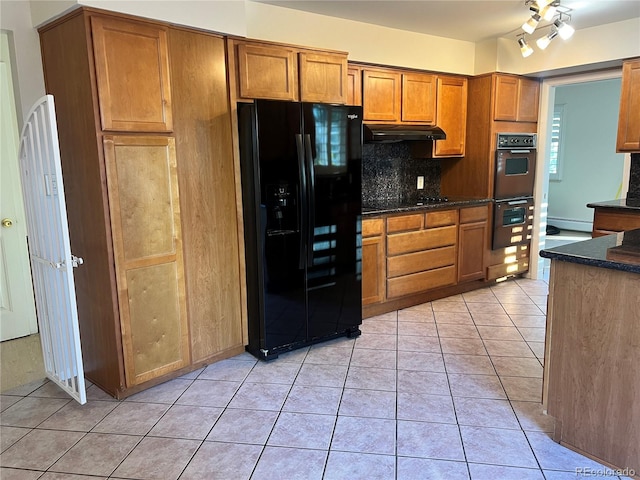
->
[544,260,640,474]
[386,211,458,299]
[362,219,385,305]
[363,205,492,316]
[458,205,489,283]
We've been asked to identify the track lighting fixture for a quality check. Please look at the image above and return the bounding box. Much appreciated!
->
[518,0,573,57]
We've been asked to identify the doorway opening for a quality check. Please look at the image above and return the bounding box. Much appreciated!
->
[530,69,629,279]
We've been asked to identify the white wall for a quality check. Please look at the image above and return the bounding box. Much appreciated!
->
[30,0,247,34]
[244,2,476,74]
[547,78,625,231]
[0,1,46,124]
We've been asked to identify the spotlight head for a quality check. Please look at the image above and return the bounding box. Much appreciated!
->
[518,37,534,57]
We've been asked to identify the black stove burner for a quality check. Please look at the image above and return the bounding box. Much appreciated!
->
[417,196,449,204]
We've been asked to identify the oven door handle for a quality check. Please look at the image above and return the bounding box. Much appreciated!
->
[503,199,530,205]
[509,149,532,154]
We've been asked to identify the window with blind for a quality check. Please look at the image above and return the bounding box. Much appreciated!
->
[549,104,565,181]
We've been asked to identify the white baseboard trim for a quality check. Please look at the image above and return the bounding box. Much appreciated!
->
[546,217,592,233]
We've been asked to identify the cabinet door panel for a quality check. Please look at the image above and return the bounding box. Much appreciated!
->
[617,59,640,152]
[433,76,467,157]
[458,221,487,283]
[299,52,348,104]
[363,70,401,122]
[91,16,172,132]
[493,75,518,121]
[347,66,362,106]
[237,43,298,101]
[401,73,436,123]
[169,29,245,362]
[104,136,189,386]
[126,263,185,381]
[362,236,385,305]
[517,78,540,123]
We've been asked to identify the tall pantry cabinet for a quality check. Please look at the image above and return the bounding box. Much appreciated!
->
[38,8,246,398]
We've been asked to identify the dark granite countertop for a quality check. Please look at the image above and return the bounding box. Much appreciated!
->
[540,228,640,274]
[586,198,640,210]
[363,197,492,216]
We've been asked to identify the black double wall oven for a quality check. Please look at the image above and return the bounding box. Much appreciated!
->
[493,133,537,250]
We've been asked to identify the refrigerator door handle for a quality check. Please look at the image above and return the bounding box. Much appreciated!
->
[304,134,316,267]
[296,134,307,270]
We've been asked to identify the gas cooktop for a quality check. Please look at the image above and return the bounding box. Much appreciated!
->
[416,196,449,205]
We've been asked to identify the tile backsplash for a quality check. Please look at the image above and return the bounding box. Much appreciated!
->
[362,142,441,204]
[628,153,640,199]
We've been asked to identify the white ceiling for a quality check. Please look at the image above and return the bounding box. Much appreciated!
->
[253,0,640,43]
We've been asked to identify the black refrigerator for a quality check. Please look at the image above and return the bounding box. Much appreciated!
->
[238,99,363,360]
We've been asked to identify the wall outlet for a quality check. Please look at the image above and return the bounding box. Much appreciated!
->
[417,176,424,190]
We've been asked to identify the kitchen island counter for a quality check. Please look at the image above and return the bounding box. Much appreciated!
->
[586,197,640,210]
[540,228,640,274]
[540,230,640,479]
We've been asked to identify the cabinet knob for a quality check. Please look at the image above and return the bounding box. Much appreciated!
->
[1,218,13,228]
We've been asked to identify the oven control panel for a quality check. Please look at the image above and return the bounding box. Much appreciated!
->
[497,133,537,149]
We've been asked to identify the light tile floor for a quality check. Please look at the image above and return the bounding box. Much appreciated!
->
[0,278,633,479]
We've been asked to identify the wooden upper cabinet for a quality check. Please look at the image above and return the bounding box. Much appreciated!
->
[299,52,348,104]
[517,77,540,123]
[103,135,189,386]
[233,40,348,103]
[91,16,172,132]
[347,66,362,106]
[236,43,299,101]
[433,75,467,157]
[493,74,539,122]
[617,58,640,152]
[493,75,519,121]
[401,73,436,124]
[362,69,402,122]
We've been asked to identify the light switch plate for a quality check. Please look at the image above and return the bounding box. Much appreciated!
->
[417,176,424,190]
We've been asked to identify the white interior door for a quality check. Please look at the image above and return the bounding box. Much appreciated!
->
[0,34,38,341]
[19,94,86,404]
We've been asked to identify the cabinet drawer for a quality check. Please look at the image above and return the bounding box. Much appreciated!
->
[387,265,456,298]
[387,214,423,233]
[362,218,384,237]
[387,245,456,278]
[460,205,488,223]
[487,257,529,280]
[593,210,640,232]
[425,209,458,227]
[387,225,457,256]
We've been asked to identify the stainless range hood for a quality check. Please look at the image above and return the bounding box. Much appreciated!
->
[363,124,446,143]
